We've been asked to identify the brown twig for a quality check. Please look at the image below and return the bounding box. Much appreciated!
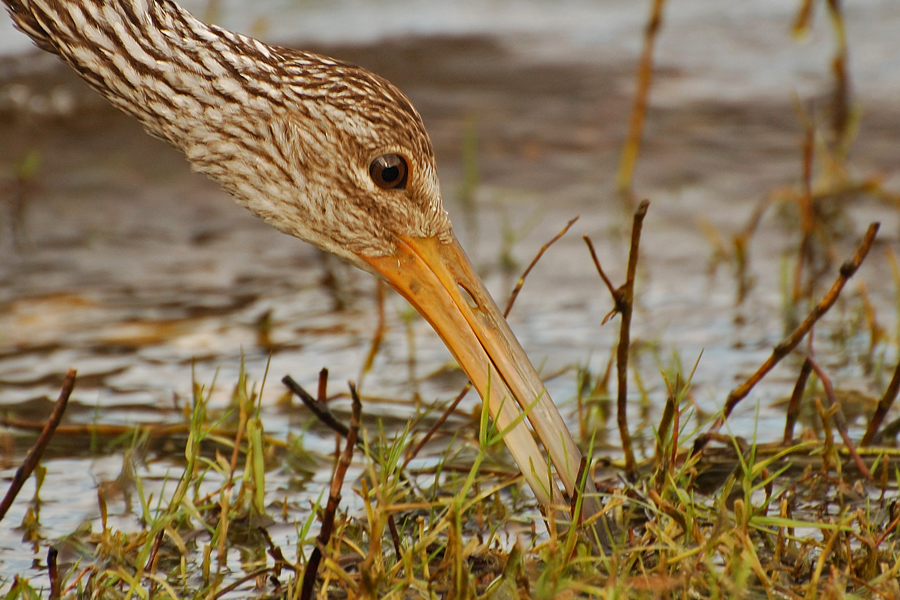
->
[260,526,299,574]
[861,358,900,447]
[387,514,403,557]
[299,382,361,600]
[792,0,816,34]
[48,547,60,600]
[615,200,648,472]
[616,0,667,194]
[143,529,166,585]
[871,416,900,445]
[874,505,900,549]
[211,568,276,600]
[317,368,329,404]
[585,200,649,476]
[783,359,813,445]
[583,238,618,314]
[282,375,350,439]
[0,369,75,523]
[792,118,816,302]
[712,223,879,428]
[401,383,472,470]
[814,398,838,474]
[805,354,872,479]
[825,0,852,153]
[504,216,579,318]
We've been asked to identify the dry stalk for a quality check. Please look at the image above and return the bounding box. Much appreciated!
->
[317,368,329,404]
[503,216,578,318]
[792,120,816,301]
[584,200,650,476]
[386,514,402,557]
[0,368,75,522]
[283,373,350,439]
[211,567,276,600]
[861,358,900,447]
[825,0,852,152]
[805,354,872,479]
[143,530,167,587]
[874,506,900,549]
[783,359,814,444]
[617,0,667,194]
[48,548,60,600]
[711,222,879,430]
[300,382,361,600]
[261,526,299,574]
[401,383,471,470]
[792,0,815,34]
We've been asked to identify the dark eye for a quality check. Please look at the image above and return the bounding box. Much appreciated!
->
[369,154,408,190]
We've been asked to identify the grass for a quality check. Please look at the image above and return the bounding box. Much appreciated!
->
[4,275,900,599]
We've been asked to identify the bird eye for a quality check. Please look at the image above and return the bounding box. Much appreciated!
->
[369,154,408,190]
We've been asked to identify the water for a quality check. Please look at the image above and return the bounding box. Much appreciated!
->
[1,0,899,589]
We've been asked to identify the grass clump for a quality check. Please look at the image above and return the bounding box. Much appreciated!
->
[5,343,899,599]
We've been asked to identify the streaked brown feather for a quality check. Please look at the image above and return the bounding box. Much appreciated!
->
[3,0,451,265]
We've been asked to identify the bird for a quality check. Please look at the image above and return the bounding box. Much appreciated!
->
[3,0,612,547]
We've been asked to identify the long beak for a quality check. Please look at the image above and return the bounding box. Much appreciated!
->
[363,234,607,534]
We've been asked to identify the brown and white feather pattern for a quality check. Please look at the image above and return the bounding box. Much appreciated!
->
[3,0,452,263]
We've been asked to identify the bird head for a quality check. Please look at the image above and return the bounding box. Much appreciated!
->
[187,55,453,272]
[180,51,588,512]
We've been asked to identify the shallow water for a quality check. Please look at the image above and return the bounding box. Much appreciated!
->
[1,0,899,590]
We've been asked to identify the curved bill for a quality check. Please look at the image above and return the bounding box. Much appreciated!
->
[364,234,610,543]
